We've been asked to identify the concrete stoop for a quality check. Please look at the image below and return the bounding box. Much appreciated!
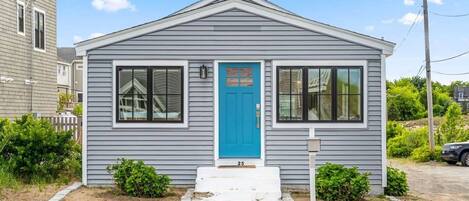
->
[193,167,282,201]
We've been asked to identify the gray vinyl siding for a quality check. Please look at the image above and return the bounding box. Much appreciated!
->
[86,9,384,190]
[0,0,57,118]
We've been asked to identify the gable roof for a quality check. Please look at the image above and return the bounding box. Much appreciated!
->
[57,47,77,64]
[76,0,395,56]
[173,0,293,15]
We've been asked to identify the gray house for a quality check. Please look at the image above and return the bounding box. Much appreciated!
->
[0,0,57,118]
[57,47,84,104]
[76,0,394,197]
[453,86,469,113]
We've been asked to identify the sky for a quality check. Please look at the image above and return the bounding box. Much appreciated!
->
[57,0,469,84]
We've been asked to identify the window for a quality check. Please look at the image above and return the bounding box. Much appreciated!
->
[34,9,45,50]
[117,66,183,123]
[77,93,83,103]
[277,66,363,123]
[17,1,25,34]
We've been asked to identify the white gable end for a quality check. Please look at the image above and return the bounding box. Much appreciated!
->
[76,0,394,56]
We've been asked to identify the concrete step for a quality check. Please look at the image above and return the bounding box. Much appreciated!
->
[194,167,282,201]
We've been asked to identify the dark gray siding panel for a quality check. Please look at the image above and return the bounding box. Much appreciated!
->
[86,9,384,189]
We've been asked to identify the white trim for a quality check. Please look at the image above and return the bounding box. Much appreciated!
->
[82,55,88,185]
[32,7,46,52]
[76,0,394,56]
[17,0,25,36]
[111,60,189,128]
[381,54,387,187]
[175,0,291,15]
[214,60,265,167]
[271,60,368,129]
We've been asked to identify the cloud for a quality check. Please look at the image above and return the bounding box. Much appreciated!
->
[89,32,105,39]
[404,0,415,6]
[365,25,375,32]
[73,36,84,44]
[91,0,136,12]
[429,0,443,5]
[73,33,106,44]
[381,18,395,24]
[399,12,423,25]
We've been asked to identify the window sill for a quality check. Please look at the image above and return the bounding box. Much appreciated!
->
[33,47,46,53]
[272,121,367,129]
[112,122,188,129]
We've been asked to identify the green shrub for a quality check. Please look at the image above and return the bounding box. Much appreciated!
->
[385,167,408,196]
[410,145,443,162]
[387,127,427,158]
[387,83,425,121]
[107,159,171,198]
[386,121,407,141]
[72,104,83,117]
[316,163,370,201]
[0,115,78,182]
[437,103,467,144]
[0,159,18,189]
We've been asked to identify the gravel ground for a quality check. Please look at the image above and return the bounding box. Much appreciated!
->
[389,159,469,201]
[64,187,186,201]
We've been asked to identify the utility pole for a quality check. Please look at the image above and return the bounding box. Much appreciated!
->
[423,0,435,152]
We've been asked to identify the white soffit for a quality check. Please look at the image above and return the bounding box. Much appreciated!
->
[75,0,395,56]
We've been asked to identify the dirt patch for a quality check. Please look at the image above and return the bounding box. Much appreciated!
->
[399,115,469,130]
[64,187,187,201]
[289,190,422,201]
[0,183,68,201]
[389,159,469,201]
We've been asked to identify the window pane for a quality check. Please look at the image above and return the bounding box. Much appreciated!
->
[133,94,147,120]
[119,95,133,120]
[308,92,319,120]
[167,95,182,121]
[291,68,302,94]
[337,69,349,94]
[319,95,332,120]
[350,69,361,94]
[153,95,167,120]
[240,68,252,77]
[349,95,361,120]
[167,68,182,94]
[291,95,303,120]
[278,68,290,94]
[240,77,253,87]
[226,68,238,77]
[118,69,133,94]
[226,78,239,87]
[308,69,319,94]
[153,69,166,94]
[278,95,291,120]
[133,69,147,95]
[337,95,349,120]
[320,69,332,94]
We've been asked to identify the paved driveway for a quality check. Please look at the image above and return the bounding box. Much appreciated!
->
[389,159,469,201]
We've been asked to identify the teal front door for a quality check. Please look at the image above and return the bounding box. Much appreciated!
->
[219,62,261,158]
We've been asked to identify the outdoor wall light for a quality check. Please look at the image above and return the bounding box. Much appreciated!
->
[0,76,14,83]
[200,65,208,79]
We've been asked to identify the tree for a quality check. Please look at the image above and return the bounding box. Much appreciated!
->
[436,103,466,144]
[58,93,74,112]
[387,84,426,121]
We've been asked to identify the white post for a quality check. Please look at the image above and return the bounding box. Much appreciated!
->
[309,152,317,201]
[308,129,320,201]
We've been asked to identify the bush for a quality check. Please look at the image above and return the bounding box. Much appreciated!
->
[437,103,467,144]
[0,115,79,182]
[107,159,171,198]
[386,121,407,141]
[410,145,443,162]
[385,167,408,196]
[387,84,425,121]
[387,127,427,158]
[316,163,370,201]
[72,104,83,117]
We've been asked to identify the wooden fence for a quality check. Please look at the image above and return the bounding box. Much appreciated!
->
[42,116,82,144]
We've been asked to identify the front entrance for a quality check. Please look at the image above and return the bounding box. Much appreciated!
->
[219,62,261,158]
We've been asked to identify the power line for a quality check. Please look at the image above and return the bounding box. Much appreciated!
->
[394,8,423,52]
[430,11,469,17]
[431,49,469,63]
[433,71,469,75]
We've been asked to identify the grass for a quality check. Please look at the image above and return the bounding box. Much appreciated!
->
[0,164,19,190]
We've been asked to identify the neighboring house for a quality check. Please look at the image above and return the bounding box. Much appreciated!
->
[76,0,394,195]
[453,86,469,113]
[57,47,83,104]
[0,0,57,118]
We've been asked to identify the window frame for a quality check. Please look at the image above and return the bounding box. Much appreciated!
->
[272,60,368,129]
[115,66,184,123]
[276,66,364,123]
[112,60,189,128]
[17,0,25,35]
[32,7,46,52]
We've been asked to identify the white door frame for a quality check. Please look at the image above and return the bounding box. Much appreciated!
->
[213,60,265,167]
